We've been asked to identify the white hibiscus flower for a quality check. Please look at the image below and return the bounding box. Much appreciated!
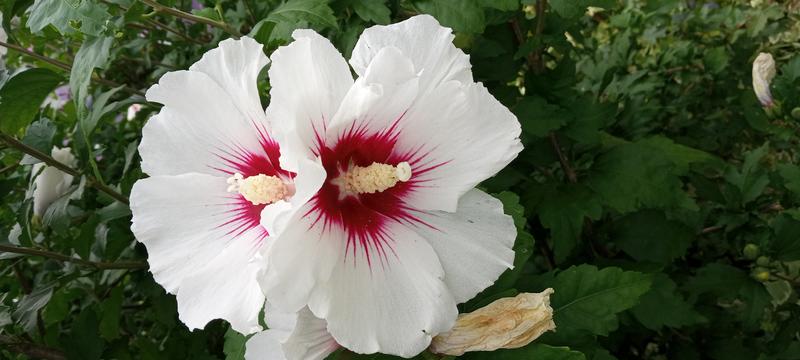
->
[31,146,76,217]
[258,15,523,357]
[129,37,321,334]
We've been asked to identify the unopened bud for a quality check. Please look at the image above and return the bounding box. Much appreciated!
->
[756,256,771,267]
[753,267,770,282]
[791,107,800,120]
[743,244,759,260]
[752,52,776,107]
[429,289,555,356]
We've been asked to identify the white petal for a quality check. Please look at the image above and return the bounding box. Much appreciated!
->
[307,221,458,357]
[413,189,516,303]
[177,237,265,334]
[189,36,269,122]
[350,15,472,98]
[325,46,419,138]
[32,147,76,216]
[141,39,271,176]
[245,307,338,360]
[130,173,266,332]
[258,204,344,313]
[259,156,326,238]
[396,81,522,212]
[266,29,354,166]
[0,26,7,58]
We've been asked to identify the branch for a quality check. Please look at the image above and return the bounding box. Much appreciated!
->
[0,335,66,360]
[0,244,147,270]
[0,134,130,205]
[139,0,242,37]
[0,40,145,97]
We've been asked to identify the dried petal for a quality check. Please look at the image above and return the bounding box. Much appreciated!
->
[429,289,556,356]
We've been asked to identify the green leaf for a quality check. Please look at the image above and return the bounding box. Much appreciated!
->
[549,0,614,19]
[778,164,800,197]
[27,0,111,36]
[513,96,567,137]
[477,0,518,11]
[0,68,63,134]
[724,143,770,205]
[266,0,338,42]
[589,139,693,213]
[463,344,586,360]
[612,210,694,264]
[21,117,56,156]
[631,274,705,330]
[415,0,486,33]
[66,308,104,360]
[772,215,800,261]
[349,0,391,24]
[70,36,114,116]
[549,265,653,335]
[223,327,247,360]
[12,284,54,332]
[100,286,124,340]
[532,183,601,262]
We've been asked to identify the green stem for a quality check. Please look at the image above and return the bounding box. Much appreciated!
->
[139,0,242,37]
[0,134,130,205]
[0,244,146,270]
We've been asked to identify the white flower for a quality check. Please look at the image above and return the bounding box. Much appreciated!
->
[244,303,339,360]
[258,15,522,357]
[31,147,76,217]
[753,52,776,107]
[129,37,321,334]
[127,103,142,120]
[429,289,556,356]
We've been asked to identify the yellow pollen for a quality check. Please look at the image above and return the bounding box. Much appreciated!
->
[342,161,412,194]
[226,173,289,205]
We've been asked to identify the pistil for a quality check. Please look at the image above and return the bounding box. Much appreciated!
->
[227,173,290,205]
[336,161,412,195]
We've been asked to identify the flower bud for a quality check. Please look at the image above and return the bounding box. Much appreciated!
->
[743,243,759,260]
[752,52,776,107]
[753,267,770,282]
[31,147,77,217]
[429,289,555,356]
[756,256,771,267]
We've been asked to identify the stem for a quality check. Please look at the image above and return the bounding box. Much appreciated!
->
[0,40,145,97]
[139,0,242,37]
[531,0,548,74]
[0,244,147,270]
[0,335,66,360]
[548,133,578,183]
[0,134,130,205]
[772,272,800,286]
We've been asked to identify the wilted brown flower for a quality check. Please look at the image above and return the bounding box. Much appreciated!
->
[429,288,556,356]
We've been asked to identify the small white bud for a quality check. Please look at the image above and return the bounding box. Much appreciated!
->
[753,52,776,107]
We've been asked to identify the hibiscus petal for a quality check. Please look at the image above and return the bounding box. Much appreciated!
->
[130,173,266,332]
[413,189,516,303]
[396,81,522,212]
[307,221,458,357]
[245,306,338,360]
[141,39,271,177]
[266,29,354,165]
[189,37,269,122]
[350,14,472,98]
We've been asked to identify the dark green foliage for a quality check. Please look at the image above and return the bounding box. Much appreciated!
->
[2,0,800,359]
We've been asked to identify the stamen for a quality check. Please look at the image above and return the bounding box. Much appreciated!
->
[226,173,289,205]
[341,161,412,194]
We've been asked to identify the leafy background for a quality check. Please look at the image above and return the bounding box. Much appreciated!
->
[1,0,800,359]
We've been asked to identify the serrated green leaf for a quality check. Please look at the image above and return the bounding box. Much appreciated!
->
[549,265,653,335]
[70,36,114,116]
[613,210,694,264]
[66,308,104,360]
[463,344,586,360]
[12,284,54,332]
[532,183,601,262]
[27,0,111,36]
[513,96,567,137]
[589,140,693,213]
[724,143,770,205]
[477,0,518,11]
[0,68,63,134]
[772,215,800,261]
[415,0,485,33]
[21,117,56,155]
[349,0,390,24]
[631,274,705,330]
[266,0,338,42]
